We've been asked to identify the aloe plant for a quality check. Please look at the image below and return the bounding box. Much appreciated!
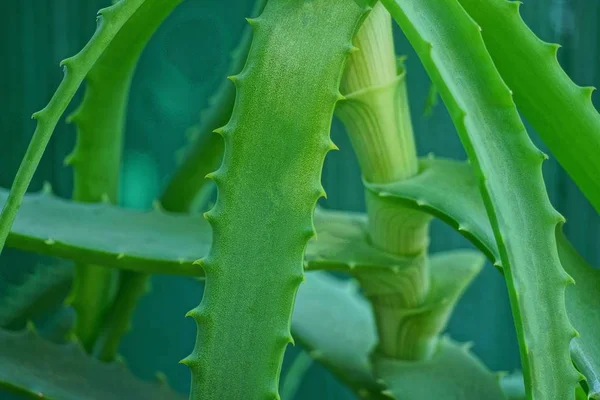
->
[0,0,598,399]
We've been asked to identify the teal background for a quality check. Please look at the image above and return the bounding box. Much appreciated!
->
[0,0,598,398]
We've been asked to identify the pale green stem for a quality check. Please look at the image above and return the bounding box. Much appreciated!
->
[337,1,433,360]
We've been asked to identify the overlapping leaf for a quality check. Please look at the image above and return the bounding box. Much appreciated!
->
[380,0,579,397]
[367,157,600,398]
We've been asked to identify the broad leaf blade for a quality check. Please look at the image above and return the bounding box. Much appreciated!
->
[0,329,184,400]
[375,338,505,400]
[180,2,372,398]
[0,189,402,276]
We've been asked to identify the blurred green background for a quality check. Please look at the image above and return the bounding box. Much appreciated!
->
[0,0,598,398]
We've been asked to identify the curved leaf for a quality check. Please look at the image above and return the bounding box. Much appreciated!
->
[0,188,404,276]
[65,0,181,352]
[380,0,580,397]
[456,0,600,213]
[0,0,153,252]
[0,329,184,400]
[367,157,600,398]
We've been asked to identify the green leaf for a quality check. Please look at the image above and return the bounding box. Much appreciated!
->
[376,337,505,400]
[0,329,184,400]
[293,250,494,400]
[499,373,526,400]
[366,157,600,399]
[180,1,370,398]
[380,0,579,397]
[0,188,405,276]
[292,272,382,397]
[0,248,491,400]
[558,234,600,400]
[455,0,600,214]
[0,263,72,330]
[161,0,267,213]
[65,0,181,353]
[0,0,156,252]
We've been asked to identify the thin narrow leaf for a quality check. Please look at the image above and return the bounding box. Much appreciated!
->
[380,0,579,397]
[280,350,313,400]
[456,0,600,213]
[0,0,151,252]
[65,0,181,353]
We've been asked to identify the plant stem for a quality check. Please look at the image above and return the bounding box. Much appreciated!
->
[337,1,433,360]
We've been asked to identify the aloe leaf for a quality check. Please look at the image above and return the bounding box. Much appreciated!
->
[180,1,370,398]
[292,272,381,397]
[456,0,600,213]
[161,0,267,214]
[0,329,184,400]
[3,189,208,276]
[0,188,406,276]
[64,0,181,353]
[294,251,500,400]
[94,270,150,361]
[0,251,487,400]
[67,0,180,206]
[366,157,600,399]
[375,338,505,400]
[0,0,153,252]
[380,0,580,397]
[558,233,600,399]
[0,263,72,330]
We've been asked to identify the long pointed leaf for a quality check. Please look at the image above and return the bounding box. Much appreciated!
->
[456,0,600,213]
[0,0,152,252]
[0,188,403,276]
[380,0,580,397]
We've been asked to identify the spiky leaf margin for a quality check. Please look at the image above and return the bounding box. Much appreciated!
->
[380,0,580,397]
[180,1,370,398]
